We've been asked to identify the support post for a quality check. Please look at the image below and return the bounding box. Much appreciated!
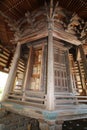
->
[47,18,55,110]
[2,42,21,101]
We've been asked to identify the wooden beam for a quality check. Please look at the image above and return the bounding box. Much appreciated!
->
[53,29,81,46]
[18,28,81,46]
[2,42,21,101]
[19,30,48,44]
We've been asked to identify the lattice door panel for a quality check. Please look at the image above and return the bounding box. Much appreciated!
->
[54,44,70,92]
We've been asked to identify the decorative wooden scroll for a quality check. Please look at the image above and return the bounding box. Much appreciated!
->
[66,14,81,35]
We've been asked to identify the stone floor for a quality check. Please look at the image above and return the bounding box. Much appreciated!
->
[0,106,87,130]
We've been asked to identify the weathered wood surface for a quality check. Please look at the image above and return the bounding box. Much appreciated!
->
[22,46,32,93]
[0,3,83,46]
[79,45,87,78]
[7,41,47,108]
[19,28,82,46]
[18,7,84,46]
[2,43,21,101]
[2,101,87,123]
[47,22,55,110]
[53,29,81,45]
[19,30,48,44]
[0,45,11,72]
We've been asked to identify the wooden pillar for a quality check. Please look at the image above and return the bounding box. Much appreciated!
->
[47,18,55,110]
[2,42,21,101]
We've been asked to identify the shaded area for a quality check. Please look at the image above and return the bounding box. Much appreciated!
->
[63,119,87,130]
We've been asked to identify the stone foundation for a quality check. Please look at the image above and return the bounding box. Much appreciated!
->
[0,107,87,130]
[0,110,30,130]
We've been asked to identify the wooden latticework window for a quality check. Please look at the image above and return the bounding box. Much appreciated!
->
[54,43,71,92]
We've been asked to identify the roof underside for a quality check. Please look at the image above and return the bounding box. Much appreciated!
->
[0,0,87,20]
[0,0,87,48]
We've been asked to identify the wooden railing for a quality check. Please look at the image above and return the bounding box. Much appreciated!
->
[7,92,47,108]
[54,93,87,109]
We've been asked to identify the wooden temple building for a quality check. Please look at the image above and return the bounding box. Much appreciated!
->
[0,0,87,129]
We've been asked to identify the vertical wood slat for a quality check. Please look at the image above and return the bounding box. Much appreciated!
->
[39,44,45,91]
[2,42,21,101]
[43,45,47,93]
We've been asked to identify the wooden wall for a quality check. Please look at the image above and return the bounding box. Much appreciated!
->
[0,44,12,73]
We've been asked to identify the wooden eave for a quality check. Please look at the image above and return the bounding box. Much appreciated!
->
[19,29,81,46]
[53,29,81,46]
[19,30,48,44]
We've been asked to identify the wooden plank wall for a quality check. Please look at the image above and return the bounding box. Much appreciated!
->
[0,45,12,73]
